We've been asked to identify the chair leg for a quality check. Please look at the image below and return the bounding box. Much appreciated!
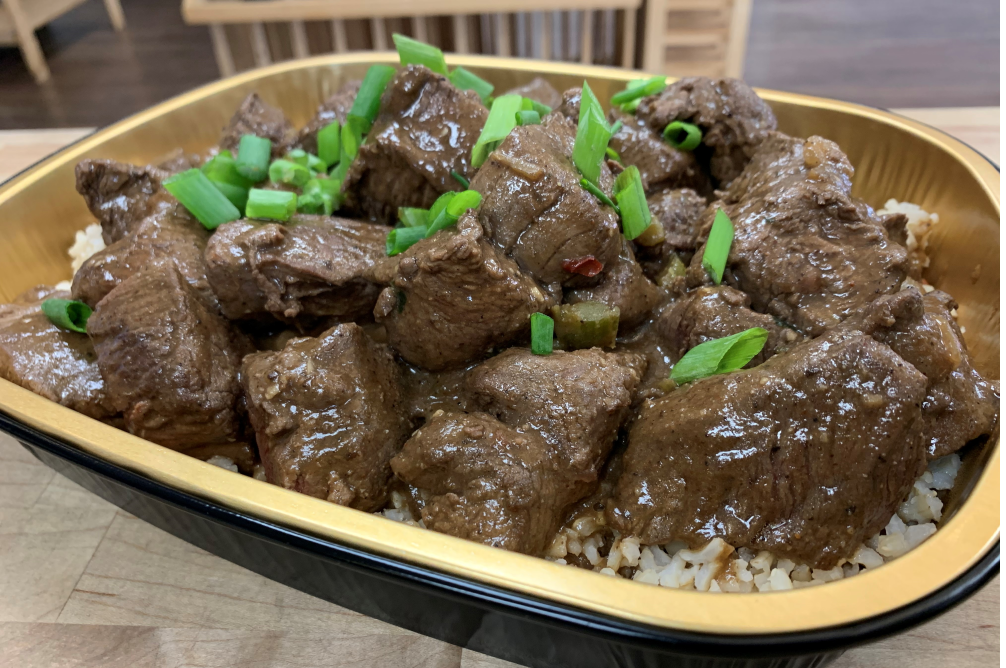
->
[102,0,127,31]
[5,0,51,83]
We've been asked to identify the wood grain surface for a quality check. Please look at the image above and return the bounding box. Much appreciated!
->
[0,109,999,667]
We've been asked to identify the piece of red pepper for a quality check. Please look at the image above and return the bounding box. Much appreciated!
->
[562,255,604,277]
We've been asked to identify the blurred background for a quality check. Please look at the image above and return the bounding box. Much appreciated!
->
[0,0,998,129]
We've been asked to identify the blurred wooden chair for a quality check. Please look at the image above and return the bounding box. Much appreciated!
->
[181,0,751,79]
[1,0,126,83]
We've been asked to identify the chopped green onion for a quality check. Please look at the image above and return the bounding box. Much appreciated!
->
[245,188,297,222]
[210,180,250,210]
[450,170,469,188]
[235,134,272,182]
[341,115,366,161]
[349,64,397,131]
[605,147,622,163]
[516,110,541,126]
[472,94,523,168]
[521,97,552,116]
[614,166,650,240]
[428,192,455,223]
[398,207,430,227]
[669,327,768,385]
[702,209,734,284]
[41,298,92,334]
[284,149,326,173]
[530,313,554,355]
[426,189,482,236]
[621,98,642,114]
[268,159,311,188]
[317,121,341,167]
[572,81,612,185]
[609,119,623,137]
[386,226,428,256]
[580,178,619,213]
[201,152,254,189]
[449,66,494,103]
[163,168,241,229]
[446,189,482,216]
[393,33,449,76]
[664,121,703,151]
[297,179,334,215]
[610,76,667,106]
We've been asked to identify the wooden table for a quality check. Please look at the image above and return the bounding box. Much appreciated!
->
[0,108,999,667]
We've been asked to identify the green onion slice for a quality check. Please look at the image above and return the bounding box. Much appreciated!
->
[235,134,272,182]
[393,33,449,76]
[472,94,523,168]
[268,159,311,188]
[297,179,335,215]
[614,166,650,240]
[201,152,254,189]
[530,312,554,355]
[664,120,703,151]
[41,298,92,334]
[516,110,541,126]
[210,180,250,211]
[580,178,619,213]
[621,98,642,114]
[609,119,623,137]
[702,209,734,285]
[450,170,470,188]
[428,192,455,223]
[245,188,297,222]
[572,81,612,185]
[386,226,428,256]
[426,189,482,237]
[605,147,622,164]
[398,207,430,228]
[317,120,341,168]
[446,189,481,216]
[611,76,667,106]
[669,327,768,385]
[349,64,397,130]
[163,168,241,229]
[449,66,494,103]
[521,97,552,116]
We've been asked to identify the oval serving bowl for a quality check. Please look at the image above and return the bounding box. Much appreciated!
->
[0,53,999,668]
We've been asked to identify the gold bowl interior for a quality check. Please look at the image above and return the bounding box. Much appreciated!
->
[0,53,998,636]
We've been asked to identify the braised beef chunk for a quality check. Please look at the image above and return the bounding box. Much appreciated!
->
[373,213,550,370]
[72,208,211,308]
[342,65,488,223]
[158,149,203,174]
[75,159,177,244]
[391,411,573,554]
[471,113,621,291]
[219,93,295,158]
[466,347,646,492]
[635,188,708,278]
[636,76,777,186]
[205,215,388,322]
[565,240,663,332]
[503,77,563,110]
[0,289,116,420]
[609,325,929,569]
[241,323,408,511]
[608,109,708,194]
[87,265,248,450]
[689,133,908,335]
[655,286,800,366]
[864,289,999,458]
[296,80,360,155]
[554,87,581,121]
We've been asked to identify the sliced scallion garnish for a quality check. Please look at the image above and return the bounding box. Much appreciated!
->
[613,165,650,241]
[393,33,449,76]
[163,168,241,229]
[201,152,254,188]
[530,312,554,355]
[450,170,469,188]
[317,120,341,168]
[580,177,619,213]
[297,179,335,215]
[449,66,494,103]
[664,121,703,151]
[426,189,482,237]
[41,298,92,334]
[611,76,667,107]
[235,134,272,182]
[245,188,297,222]
[516,110,541,126]
[669,327,768,385]
[268,159,311,188]
[471,94,523,168]
[349,64,397,131]
[522,97,552,116]
[386,226,428,256]
[572,81,612,186]
[398,207,430,227]
[210,180,250,210]
[605,147,622,164]
[702,209,734,285]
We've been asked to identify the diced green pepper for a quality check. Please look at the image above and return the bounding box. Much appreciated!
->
[551,301,620,350]
[657,253,688,289]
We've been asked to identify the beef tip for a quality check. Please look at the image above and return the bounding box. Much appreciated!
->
[373,212,550,370]
[241,323,408,510]
[342,65,488,223]
[502,77,563,110]
[87,264,248,450]
[471,113,622,291]
[565,239,663,332]
[71,208,211,308]
[689,133,908,335]
[157,149,203,174]
[296,80,360,155]
[608,323,929,569]
[391,411,574,554]
[205,215,388,322]
[75,159,177,244]
[636,188,708,277]
[863,289,999,458]
[0,288,116,420]
[607,109,708,194]
[636,76,777,186]
[466,347,646,492]
[219,93,295,158]
[554,86,581,121]
[655,286,800,367]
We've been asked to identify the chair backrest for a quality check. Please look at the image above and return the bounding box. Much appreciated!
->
[182,0,750,79]
[643,0,752,78]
